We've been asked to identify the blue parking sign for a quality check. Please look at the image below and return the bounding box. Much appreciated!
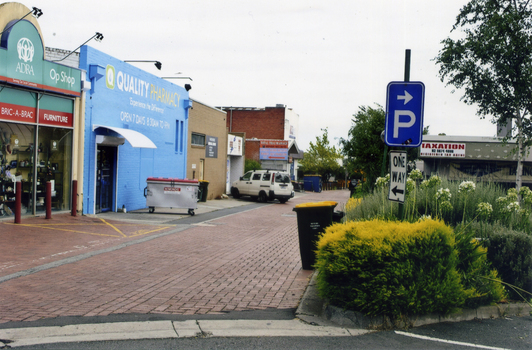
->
[385,82,425,147]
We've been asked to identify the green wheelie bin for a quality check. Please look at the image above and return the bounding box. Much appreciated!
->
[198,180,209,202]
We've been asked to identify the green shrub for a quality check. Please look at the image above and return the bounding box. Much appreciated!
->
[315,219,467,320]
[467,222,532,301]
[244,159,261,173]
[453,226,507,308]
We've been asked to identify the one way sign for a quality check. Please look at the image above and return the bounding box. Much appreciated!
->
[385,81,425,147]
[388,151,407,203]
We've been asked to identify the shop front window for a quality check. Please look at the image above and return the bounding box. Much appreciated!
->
[0,122,72,215]
[0,122,35,215]
[36,126,72,212]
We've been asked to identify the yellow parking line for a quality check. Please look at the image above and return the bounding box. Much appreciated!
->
[128,226,173,237]
[99,218,127,237]
[2,221,174,238]
[3,223,122,237]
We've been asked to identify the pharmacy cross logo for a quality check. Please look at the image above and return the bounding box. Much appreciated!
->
[17,37,34,62]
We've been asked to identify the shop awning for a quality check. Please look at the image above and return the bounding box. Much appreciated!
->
[93,125,157,149]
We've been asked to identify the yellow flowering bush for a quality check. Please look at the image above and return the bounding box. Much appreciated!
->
[315,218,506,320]
[345,197,361,212]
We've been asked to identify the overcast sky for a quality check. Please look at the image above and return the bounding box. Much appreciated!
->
[34,0,496,151]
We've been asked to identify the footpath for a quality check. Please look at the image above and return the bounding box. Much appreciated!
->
[0,190,365,347]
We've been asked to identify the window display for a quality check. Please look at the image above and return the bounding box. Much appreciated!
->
[0,122,71,215]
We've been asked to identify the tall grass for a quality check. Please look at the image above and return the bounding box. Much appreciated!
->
[346,176,517,230]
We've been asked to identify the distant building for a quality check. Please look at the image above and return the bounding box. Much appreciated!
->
[418,134,532,187]
[218,104,301,180]
[187,100,228,199]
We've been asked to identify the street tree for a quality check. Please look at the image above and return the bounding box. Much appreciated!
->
[340,105,429,192]
[435,0,532,190]
[340,105,386,191]
[299,128,343,183]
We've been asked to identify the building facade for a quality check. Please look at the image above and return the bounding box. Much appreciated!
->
[187,99,227,200]
[0,3,83,216]
[418,135,532,186]
[219,104,301,179]
[79,46,191,214]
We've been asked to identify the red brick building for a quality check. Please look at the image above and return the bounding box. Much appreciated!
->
[218,105,301,180]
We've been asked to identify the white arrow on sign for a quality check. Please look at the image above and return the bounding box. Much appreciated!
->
[397,90,413,105]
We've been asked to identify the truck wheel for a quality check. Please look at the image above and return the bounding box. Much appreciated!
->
[231,187,241,199]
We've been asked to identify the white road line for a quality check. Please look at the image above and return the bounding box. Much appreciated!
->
[395,330,511,350]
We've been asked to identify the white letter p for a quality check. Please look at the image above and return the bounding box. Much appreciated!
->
[394,110,416,138]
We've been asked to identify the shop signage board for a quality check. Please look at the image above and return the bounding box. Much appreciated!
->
[388,151,407,203]
[0,20,81,97]
[206,135,218,158]
[260,140,289,160]
[420,142,466,158]
[385,81,425,147]
[0,87,74,127]
[228,135,243,156]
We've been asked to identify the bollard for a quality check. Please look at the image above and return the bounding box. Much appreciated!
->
[71,180,77,217]
[14,181,21,224]
[45,181,52,219]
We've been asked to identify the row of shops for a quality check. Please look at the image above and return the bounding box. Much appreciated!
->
[418,135,532,187]
[0,3,299,217]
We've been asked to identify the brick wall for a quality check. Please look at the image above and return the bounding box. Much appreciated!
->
[225,107,285,140]
[245,140,261,161]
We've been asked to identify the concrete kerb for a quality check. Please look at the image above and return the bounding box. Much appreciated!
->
[296,271,532,330]
[0,320,369,347]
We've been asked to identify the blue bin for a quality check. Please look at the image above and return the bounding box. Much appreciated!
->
[303,175,322,192]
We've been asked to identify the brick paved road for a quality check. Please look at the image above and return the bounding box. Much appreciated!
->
[0,190,350,324]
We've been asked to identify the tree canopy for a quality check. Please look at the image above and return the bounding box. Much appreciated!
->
[435,0,532,189]
[340,105,386,191]
[299,128,343,182]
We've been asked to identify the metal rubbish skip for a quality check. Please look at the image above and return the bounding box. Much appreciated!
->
[144,177,199,215]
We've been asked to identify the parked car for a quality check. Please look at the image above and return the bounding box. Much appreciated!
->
[231,170,294,203]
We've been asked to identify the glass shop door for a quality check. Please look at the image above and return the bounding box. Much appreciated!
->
[95,145,116,213]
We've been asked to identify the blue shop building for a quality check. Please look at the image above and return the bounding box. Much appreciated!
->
[79,46,191,214]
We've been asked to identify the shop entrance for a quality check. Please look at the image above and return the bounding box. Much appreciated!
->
[96,145,116,213]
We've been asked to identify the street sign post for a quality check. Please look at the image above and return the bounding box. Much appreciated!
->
[388,151,407,203]
[385,81,425,147]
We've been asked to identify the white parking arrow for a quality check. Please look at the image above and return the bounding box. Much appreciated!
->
[397,90,413,105]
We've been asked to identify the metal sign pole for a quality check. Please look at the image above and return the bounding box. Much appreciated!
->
[398,49,411,220]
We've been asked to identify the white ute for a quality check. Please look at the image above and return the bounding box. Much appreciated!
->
[231,170,295,203]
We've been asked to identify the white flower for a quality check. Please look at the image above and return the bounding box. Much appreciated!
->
[409,169,423,181]
[427,175,442,188]
[476,202,493,217]
[375,174,390,188]
[507,201,520,212]
[507,188,518,202]
[459,181,476,194]
[435,188,452,202]
[419,214,432,221]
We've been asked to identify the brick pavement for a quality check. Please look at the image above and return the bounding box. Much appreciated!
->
[0,215,176,277]
[0,190,350,324]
